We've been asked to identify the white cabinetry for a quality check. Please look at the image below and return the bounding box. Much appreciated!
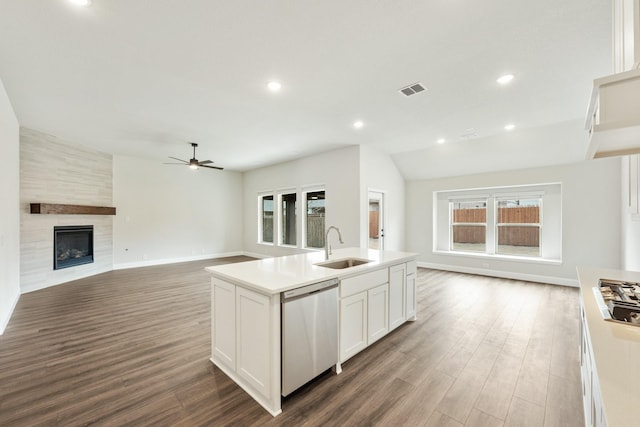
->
[389,264,406,330]
[580,304,607,427]
[339,268,386,363]
[406,261,417,320]
[586,68,640,159]
[212,279,236,370]
[339,261,417,364]
[211,278,281,416]
[340,292,368,361]
[236,286,271,397]
[585,0,640,159]
[367,283,389,344]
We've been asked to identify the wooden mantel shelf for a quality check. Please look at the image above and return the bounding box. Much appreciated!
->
[30,203,116,215]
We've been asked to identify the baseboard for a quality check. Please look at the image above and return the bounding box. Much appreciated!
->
[21,266,114,294]
[0,290,20,335]
[113,251,245,270]
[418,261,579,287]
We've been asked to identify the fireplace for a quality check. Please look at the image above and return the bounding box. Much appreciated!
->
[53,225,94,270]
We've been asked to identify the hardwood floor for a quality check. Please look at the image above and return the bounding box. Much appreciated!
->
[0,260,584,426]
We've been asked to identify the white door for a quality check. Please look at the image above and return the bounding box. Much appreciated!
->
[368,191,384,250]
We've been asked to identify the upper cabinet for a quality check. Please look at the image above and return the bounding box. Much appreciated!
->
[586,68,640,158]
[585,0,640,159]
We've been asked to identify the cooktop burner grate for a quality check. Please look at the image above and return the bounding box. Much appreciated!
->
[593,279,640,326]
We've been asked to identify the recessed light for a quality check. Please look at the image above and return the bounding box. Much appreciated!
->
[437,138,446,144]
[504,124,515,131]
[267,81,282,92]
[497,74,514,85]
[353,121,364,129]
[69,0,91,6]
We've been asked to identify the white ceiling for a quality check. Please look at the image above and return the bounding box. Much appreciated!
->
[0,0,612,178]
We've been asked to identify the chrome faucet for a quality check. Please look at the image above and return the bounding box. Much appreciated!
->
[325,226,344,260]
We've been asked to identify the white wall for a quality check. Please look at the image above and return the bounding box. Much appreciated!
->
[0,79,20,334]
[433,183,562,260]
[360,145,405,251]
[113,155,244,268]
[393,120,590,180]
[406,158,621,286]
[20,129,114,293]
[243,146,361,257]
[621,155,640,271]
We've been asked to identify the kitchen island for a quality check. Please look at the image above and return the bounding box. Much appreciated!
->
[577,267,640,427]
[205,247,418,416]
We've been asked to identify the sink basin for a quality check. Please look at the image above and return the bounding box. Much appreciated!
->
[315,258,372,269]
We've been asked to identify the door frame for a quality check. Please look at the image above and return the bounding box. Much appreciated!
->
[367,190,385,251]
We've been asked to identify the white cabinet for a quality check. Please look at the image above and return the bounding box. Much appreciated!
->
[406,273,416,320]
[367,283,389,344]
[339,261,417,364]
[236,286,271,398]
[580,304,607,427]
[585,0,640,159]
[339,268,387,363]
[406,260,417,320]
[210,278,281,416]
[586,68,640,159]
[212,279,236,370]
[340,291,368,362]
[389,264,406,331]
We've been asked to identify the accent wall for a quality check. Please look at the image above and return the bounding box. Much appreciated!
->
[20,128,114,293]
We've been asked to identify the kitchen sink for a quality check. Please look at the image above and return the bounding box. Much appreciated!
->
[315,258,372,269]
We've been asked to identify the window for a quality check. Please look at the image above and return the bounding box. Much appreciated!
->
[280,192,297,246]
[496,198,541,257]
[450,200,487,253]
[305,190,325,249]
[260,194,274,244]
[434,183,561,262]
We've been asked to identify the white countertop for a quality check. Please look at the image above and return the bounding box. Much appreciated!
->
[205,247,418,295]
[577,267,640,427]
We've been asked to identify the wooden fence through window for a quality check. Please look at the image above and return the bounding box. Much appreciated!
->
[262,213,325,247]
[453,206,540,246]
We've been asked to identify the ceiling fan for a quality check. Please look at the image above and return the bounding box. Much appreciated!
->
[165,142,223,170]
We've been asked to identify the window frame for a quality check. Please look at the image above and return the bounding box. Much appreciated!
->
[434,184,560,263]
[449,199,488,254]
[258,193,275,245]
[278,190,298,247]
[302,186,326,250]
[494,196,543,258]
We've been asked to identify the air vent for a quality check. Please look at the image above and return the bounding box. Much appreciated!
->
[459,128,478,140]
[399,83,427,97]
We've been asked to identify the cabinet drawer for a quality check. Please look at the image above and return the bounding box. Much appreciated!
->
[340,268,388,298]
[406,260,417,275]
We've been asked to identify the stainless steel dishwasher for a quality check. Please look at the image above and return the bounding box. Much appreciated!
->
[281,278,338,396]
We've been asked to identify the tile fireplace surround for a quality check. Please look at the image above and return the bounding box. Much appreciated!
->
[20,128,114,293]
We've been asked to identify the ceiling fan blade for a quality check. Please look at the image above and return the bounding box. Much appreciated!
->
[163,162,189,165]
[168,156,187,163]
[198,160,213,165]
[200,164,224,170]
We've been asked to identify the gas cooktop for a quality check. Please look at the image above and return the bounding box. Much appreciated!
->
[593,279,640,326]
